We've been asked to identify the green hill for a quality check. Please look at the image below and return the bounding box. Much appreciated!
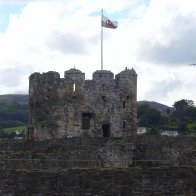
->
[0,94,28,104]
[0,95,28,134]
[138,100,170,114]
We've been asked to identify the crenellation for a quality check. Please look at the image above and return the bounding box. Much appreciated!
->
[64,68,85,84]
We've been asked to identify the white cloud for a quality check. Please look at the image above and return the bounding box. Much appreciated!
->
[0,0,196,106]
[135,6,196,65]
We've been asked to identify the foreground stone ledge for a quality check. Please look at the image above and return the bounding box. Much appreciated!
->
[0,166,195,195]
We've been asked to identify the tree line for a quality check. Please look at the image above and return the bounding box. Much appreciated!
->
[0,103,28,138]
[138,99,196,134]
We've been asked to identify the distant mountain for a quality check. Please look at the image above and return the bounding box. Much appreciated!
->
[138,100,171,114]
[0,94,28,104]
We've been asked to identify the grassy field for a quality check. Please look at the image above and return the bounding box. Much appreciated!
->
[3,125,26,133]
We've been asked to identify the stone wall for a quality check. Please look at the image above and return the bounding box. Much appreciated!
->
[0,136,196,195]
[0,167,195,195]
[1,136,196,170]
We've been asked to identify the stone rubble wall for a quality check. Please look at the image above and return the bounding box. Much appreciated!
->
[0,136,196,169]
[0,167,195,196]
[0,136,196,195]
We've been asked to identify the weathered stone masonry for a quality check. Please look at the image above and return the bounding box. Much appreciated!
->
[0,136,196,195]
[29,67,137,140]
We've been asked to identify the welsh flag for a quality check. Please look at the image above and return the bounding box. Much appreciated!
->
[102,15,118,29]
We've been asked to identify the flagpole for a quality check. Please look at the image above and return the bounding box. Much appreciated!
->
[101,9,103,70]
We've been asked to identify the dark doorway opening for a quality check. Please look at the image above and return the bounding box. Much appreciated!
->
[102,124,110,137]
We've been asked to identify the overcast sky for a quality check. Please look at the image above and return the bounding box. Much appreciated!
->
[0,0,196,106]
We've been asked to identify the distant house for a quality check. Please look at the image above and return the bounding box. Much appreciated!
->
[137,127,147,135]
[14,136,23,140]
[161,130,178,137]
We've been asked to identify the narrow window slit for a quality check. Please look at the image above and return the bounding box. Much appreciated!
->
[123,101,126,108]
[73,83,76,92]
[123,121,126,129]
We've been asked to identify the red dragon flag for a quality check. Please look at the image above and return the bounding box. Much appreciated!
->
[102,15,118,29]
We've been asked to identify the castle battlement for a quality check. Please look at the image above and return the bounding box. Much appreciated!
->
[29,67,137,140]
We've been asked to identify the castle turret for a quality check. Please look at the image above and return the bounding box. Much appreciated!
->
[29,71,61,140]
[92,70,114,93]
[115,67,137,90]
[115,67,137,136]
[92,70,114,81]
[63,68,85,95]
[64,68,85,83]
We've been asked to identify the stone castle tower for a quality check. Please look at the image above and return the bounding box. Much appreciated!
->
[28,67,137,140]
